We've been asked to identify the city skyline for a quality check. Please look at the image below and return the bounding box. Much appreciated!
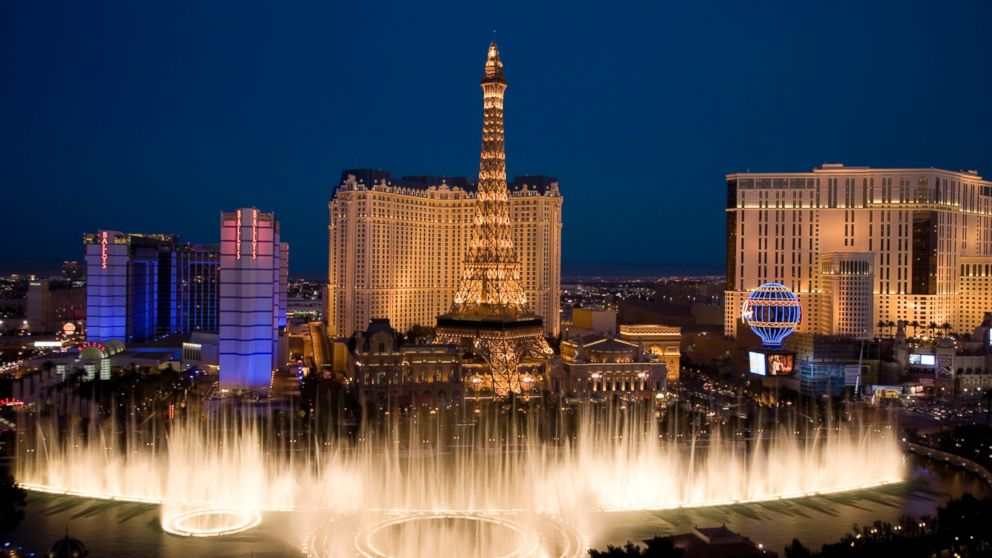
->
[5,5,992,555]
[3,1,991,276]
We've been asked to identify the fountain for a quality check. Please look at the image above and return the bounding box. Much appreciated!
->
[15,403,904,556]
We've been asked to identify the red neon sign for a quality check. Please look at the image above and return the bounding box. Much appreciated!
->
[101,231,108,269]
[80,341,108,354]
[251,209,258,260]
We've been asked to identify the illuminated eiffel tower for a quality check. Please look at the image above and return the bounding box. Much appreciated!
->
[436,42,552,399]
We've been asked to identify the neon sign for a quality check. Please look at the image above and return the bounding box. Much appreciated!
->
[101,231,109,269]
[80,341,108,355]
[251,209,258,260]
[235,210,242,260]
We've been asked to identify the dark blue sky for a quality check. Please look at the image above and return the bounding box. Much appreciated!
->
[2,1,990,277]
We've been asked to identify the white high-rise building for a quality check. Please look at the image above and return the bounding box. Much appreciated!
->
[327,170,562,338]
[219,208,288,391]
[725,165,992,339]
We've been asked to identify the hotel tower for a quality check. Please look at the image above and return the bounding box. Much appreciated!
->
[326,54,562,340]
[725,164,992,339]
[219,208,289,391]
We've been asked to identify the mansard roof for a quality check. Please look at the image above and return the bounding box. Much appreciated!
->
[337,169,559,195]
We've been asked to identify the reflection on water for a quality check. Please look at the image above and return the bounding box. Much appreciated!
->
[9,456,987,557]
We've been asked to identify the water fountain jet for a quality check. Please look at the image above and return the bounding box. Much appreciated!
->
[15,403,905,555]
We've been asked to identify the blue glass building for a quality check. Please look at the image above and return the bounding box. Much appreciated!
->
[85,232,220,344]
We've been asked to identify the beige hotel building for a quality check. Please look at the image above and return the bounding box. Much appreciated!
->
[726,164,992,339]
[328,169,562,338]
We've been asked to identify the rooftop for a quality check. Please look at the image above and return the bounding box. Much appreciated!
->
[336,169,560,196]
[727,164,986,181]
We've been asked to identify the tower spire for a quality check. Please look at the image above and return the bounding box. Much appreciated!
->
[436,43,552,399]
[455,41,522,314]
[484,41,505,82]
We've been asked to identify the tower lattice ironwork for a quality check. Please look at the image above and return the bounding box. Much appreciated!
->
[436,42,552,398]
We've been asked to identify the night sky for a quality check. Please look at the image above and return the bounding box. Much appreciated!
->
[2,1,990,277]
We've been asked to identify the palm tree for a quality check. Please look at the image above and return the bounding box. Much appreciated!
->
[941,322,952,338]
[928,321,938,339]
[877,320,886,339]
[910,320,921,339]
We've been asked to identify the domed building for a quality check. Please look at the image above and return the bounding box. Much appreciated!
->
[47,535,88,558]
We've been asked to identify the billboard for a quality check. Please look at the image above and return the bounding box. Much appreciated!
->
[749,351,766,376]
[936,353,953,379]
[765,352,795,376]
[909,353,936,366]
[749,350,795,376]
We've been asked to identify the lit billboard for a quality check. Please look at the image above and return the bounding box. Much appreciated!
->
[749,350,795,376]
[765,352,795,376]
[749,351,766,376]
[909,353,936,366]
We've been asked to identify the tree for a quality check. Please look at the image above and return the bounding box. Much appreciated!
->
[642,537,683,557]
[784,538,812,558]
[0,473,27,534]
[588,537,684,558]
[588,542,643,558]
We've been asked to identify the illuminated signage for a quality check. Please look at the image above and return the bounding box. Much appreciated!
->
[748,351,766,376]
[33,341,62,348]
[79,341,109,357]
[936,354,953,379]
[750,350,795,376]
[101,231,109,269]
[251,208,258,260]
[765,352,795,376]
[235,210,242,260]
[909,354,935,366]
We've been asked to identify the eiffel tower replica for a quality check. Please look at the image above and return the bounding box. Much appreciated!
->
[436,42,552,399]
